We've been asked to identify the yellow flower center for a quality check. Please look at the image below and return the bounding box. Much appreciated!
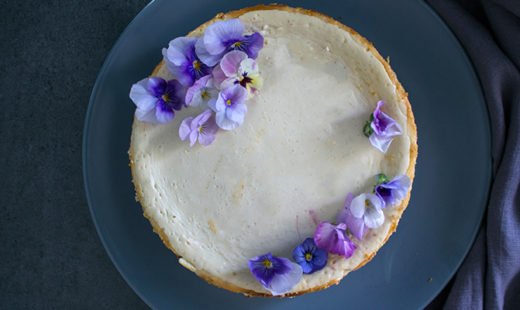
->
[192,60,201,71]
[161,94,170,102]
[232,41,242,48]
[365,200,370,207]
[198,126,203,132]
[201,91,208,99]
[226,99,232,106]
[262,259,272,268]
[305,253,312,261]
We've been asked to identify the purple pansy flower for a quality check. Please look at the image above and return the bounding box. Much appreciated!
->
[208,84,248,130]
[248,252,303,296]
[337,193,368,240]
[129,77,185,123]
[195,19,264,66]
[292,238,328,274]
[341,193,385,241]
[363,100,403,153]
[375,174,411,208]
[185,75,218,109]
[163,37,211,87]
[212,51,263,95]
[314,222,356,259]
[178,109,219,147]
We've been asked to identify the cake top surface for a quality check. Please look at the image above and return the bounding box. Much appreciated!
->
[130,6,416,296]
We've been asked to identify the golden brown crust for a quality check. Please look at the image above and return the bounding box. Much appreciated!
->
[130,4,418,297]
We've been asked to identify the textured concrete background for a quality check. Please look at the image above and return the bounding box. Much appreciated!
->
[0,1,148,308]
[0,1,447,309]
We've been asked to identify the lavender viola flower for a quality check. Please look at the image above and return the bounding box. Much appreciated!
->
[363,100,403,153]
[374,174,411,208]
[163,37,211,87]
[185,75,218,109]
[212,51,263,95]
[195,19,264,66]
[337,193,368,240]
[129,77,185,123]
[292,238,328,274]
[208,84,248,130]
[248,252,303,296]
[314,222,356,259]
[178,109,219,147]
[341,193,385,240]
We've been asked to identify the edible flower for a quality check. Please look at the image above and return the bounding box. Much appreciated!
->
[208,84,248,130]
[248,252,303,296]
[292,238,328,274]
[363,100,403,153]
[337,193,367,240]
[185,75,218,109]
[195,19,264,66]
[314,222,356,259]
[341,193,385,241]
[374,174,411,208]
[212,51,263,95]
[129,77,185,123]
[178,109,219,147]
[163,37,212,87]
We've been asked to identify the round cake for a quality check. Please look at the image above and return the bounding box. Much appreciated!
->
[129,4,417,297]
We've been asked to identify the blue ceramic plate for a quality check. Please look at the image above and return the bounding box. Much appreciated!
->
[83,0,491,308]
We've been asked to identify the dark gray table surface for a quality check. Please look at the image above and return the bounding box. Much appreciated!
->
[1,1,447,308]
[1,1,148,308]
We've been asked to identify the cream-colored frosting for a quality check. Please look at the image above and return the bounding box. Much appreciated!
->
[130,9,412,295]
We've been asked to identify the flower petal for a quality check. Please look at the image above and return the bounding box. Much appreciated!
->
[175,61,195,87]
[350,194,367,218]
[225,103,247,124]
[239,58,259,76]
[220,51,248,76]
[311,249,328,272]
[147,77,166,97]
[207,98,219,112]
[345,211,367,240]
[220,77,237,91]
[162,48,178,77]
[211,65,228,89]
[155,100,175,123]
[135,107,160,124]
[376,174,411,207]
[363,204,385,228]
[196,108,213,126]
[198,117,218,146]
[129,78,157,111]
[267,262,302,296]
[248,253,277,287]
[292,243,313,273]
[195,37,223,66]
[215,111,239,130]
[198,132,216,146]
[366,193,383,210]
[226,84,248,104]
[185,75,209,106]
[188,130,198,147]
[337,192,354,224]
[204,19,244,55]
[389,175,411,201]
[165,37,195,66]
[369,133,394,153]
[179,117,194,140]
[241,32,264,59]
[213,93,227,112]
[314,222,342,253]
[248,74,263,91]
